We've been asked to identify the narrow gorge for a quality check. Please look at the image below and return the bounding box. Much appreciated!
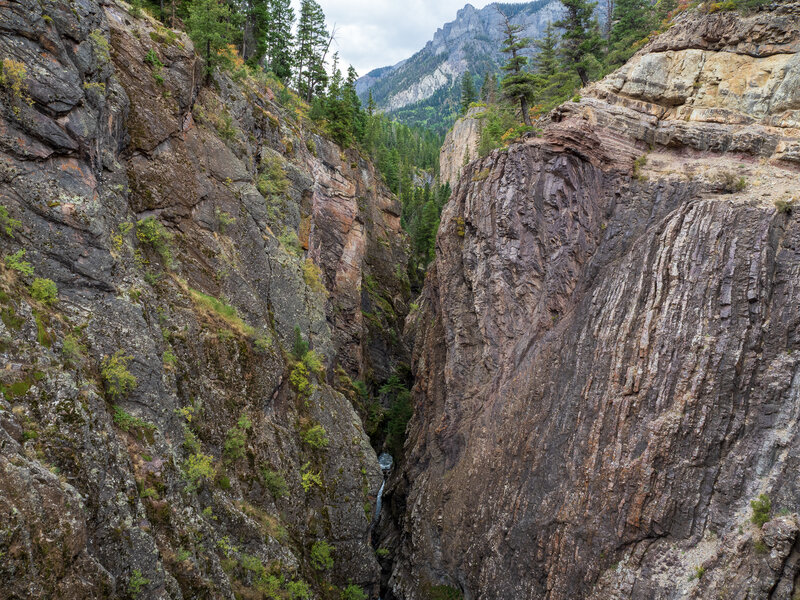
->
[1,1,799,600]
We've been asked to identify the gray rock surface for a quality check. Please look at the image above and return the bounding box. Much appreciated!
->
[0,0,409,597]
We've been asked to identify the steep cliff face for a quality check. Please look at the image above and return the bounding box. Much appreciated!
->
[384,4,800,599]
[0,1,408,598]
[438,106,483,189]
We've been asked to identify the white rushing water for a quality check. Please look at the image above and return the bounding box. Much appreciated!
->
[375,453,393,521]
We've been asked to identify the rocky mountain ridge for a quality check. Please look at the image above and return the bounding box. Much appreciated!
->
[381,3,800,599]
[0,0,409,597]
[355,1,563,131]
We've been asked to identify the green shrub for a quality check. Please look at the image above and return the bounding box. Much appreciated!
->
[89,29,110,63]
[302,258,326,295]
[286,580,311,600]
[163,349,177,366]
[300,462,322,492]
[240,553,266,576]
[261,467,288,498]
[112,405,154,433]
[30,277,57,305]
[144,48,163,69]
[215,208,236,232]
[183,452,215,492]
[188,288,255,337]
[292,326,309,359]
[310,539,334,571]
[774,198,795,215]
[0,59,31,114]
[376,547,390,558]
[302,349,324,375]
[258,154,289,198]
[136,217,173,266]
[5,249,33,276]
[751,494,771,527]
[101,351,137,400]
[341,584,367,600]
[128,569,149,598]
[290,363,311,396]
[62,334,85,364]
[301,423,329,449]
[223,413,251,462]
[0,205,21,236]
[278,229,303,257]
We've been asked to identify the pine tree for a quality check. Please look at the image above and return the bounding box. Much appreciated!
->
[655,0,677,21]
[532,23,560,78]
[345,66,365,143]
[555,0,604,86]
[480,72,498,104]
[296,0,331,101]
[240,0,269,66]
[265,0,295,80]
[498,11,536,127]
[460,71,477,113]
[607,0,653,67]
[187,0,233,80]
[367,90,376,116]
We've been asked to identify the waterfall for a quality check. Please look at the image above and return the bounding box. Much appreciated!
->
[375,479,386,520]
[374,453,393,522]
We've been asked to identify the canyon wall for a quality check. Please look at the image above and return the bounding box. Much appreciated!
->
[383,4,800,599]
[0,1,408,597]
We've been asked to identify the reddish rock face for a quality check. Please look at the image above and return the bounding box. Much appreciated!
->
[384,4,800,599]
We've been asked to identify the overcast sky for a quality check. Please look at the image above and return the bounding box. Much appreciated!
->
[290,0,499,77]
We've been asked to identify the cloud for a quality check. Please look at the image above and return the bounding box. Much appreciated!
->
[290,0,497,76]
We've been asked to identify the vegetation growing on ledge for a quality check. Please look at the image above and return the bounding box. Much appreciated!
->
[101,351,137,400]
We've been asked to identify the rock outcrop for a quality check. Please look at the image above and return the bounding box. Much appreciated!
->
[0,0,408,598]
[383,4,800,599]
[438,106,483,189]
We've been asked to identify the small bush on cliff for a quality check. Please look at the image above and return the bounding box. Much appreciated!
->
[261,467,288,498]
[0,59,31,114]
[30,277,57,305]
[0,205,21,237]
[341,584,367,600]
[292,326,309,359]
[302,258,327,295]
[301,423,329,449]
[708,0,769,13]
[290,362,312,396]
[183,451,215,492]
[300,462,322,492]
[223,413,252,462]
[302,349,324,375]
[188,288,256,337]
[102,351,137,400]
[136,217,173,266]
[751,494,771,527]
[127,569,150,598]
[258,154,290,197]
[774,198,795,215]
[310,540,334,570]
[5,249,33,276]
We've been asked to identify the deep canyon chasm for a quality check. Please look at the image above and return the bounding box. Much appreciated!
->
[1,1,800,600]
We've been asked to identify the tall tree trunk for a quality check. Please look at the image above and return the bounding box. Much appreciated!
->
[577,65,589,87]
[520,96,532,127]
